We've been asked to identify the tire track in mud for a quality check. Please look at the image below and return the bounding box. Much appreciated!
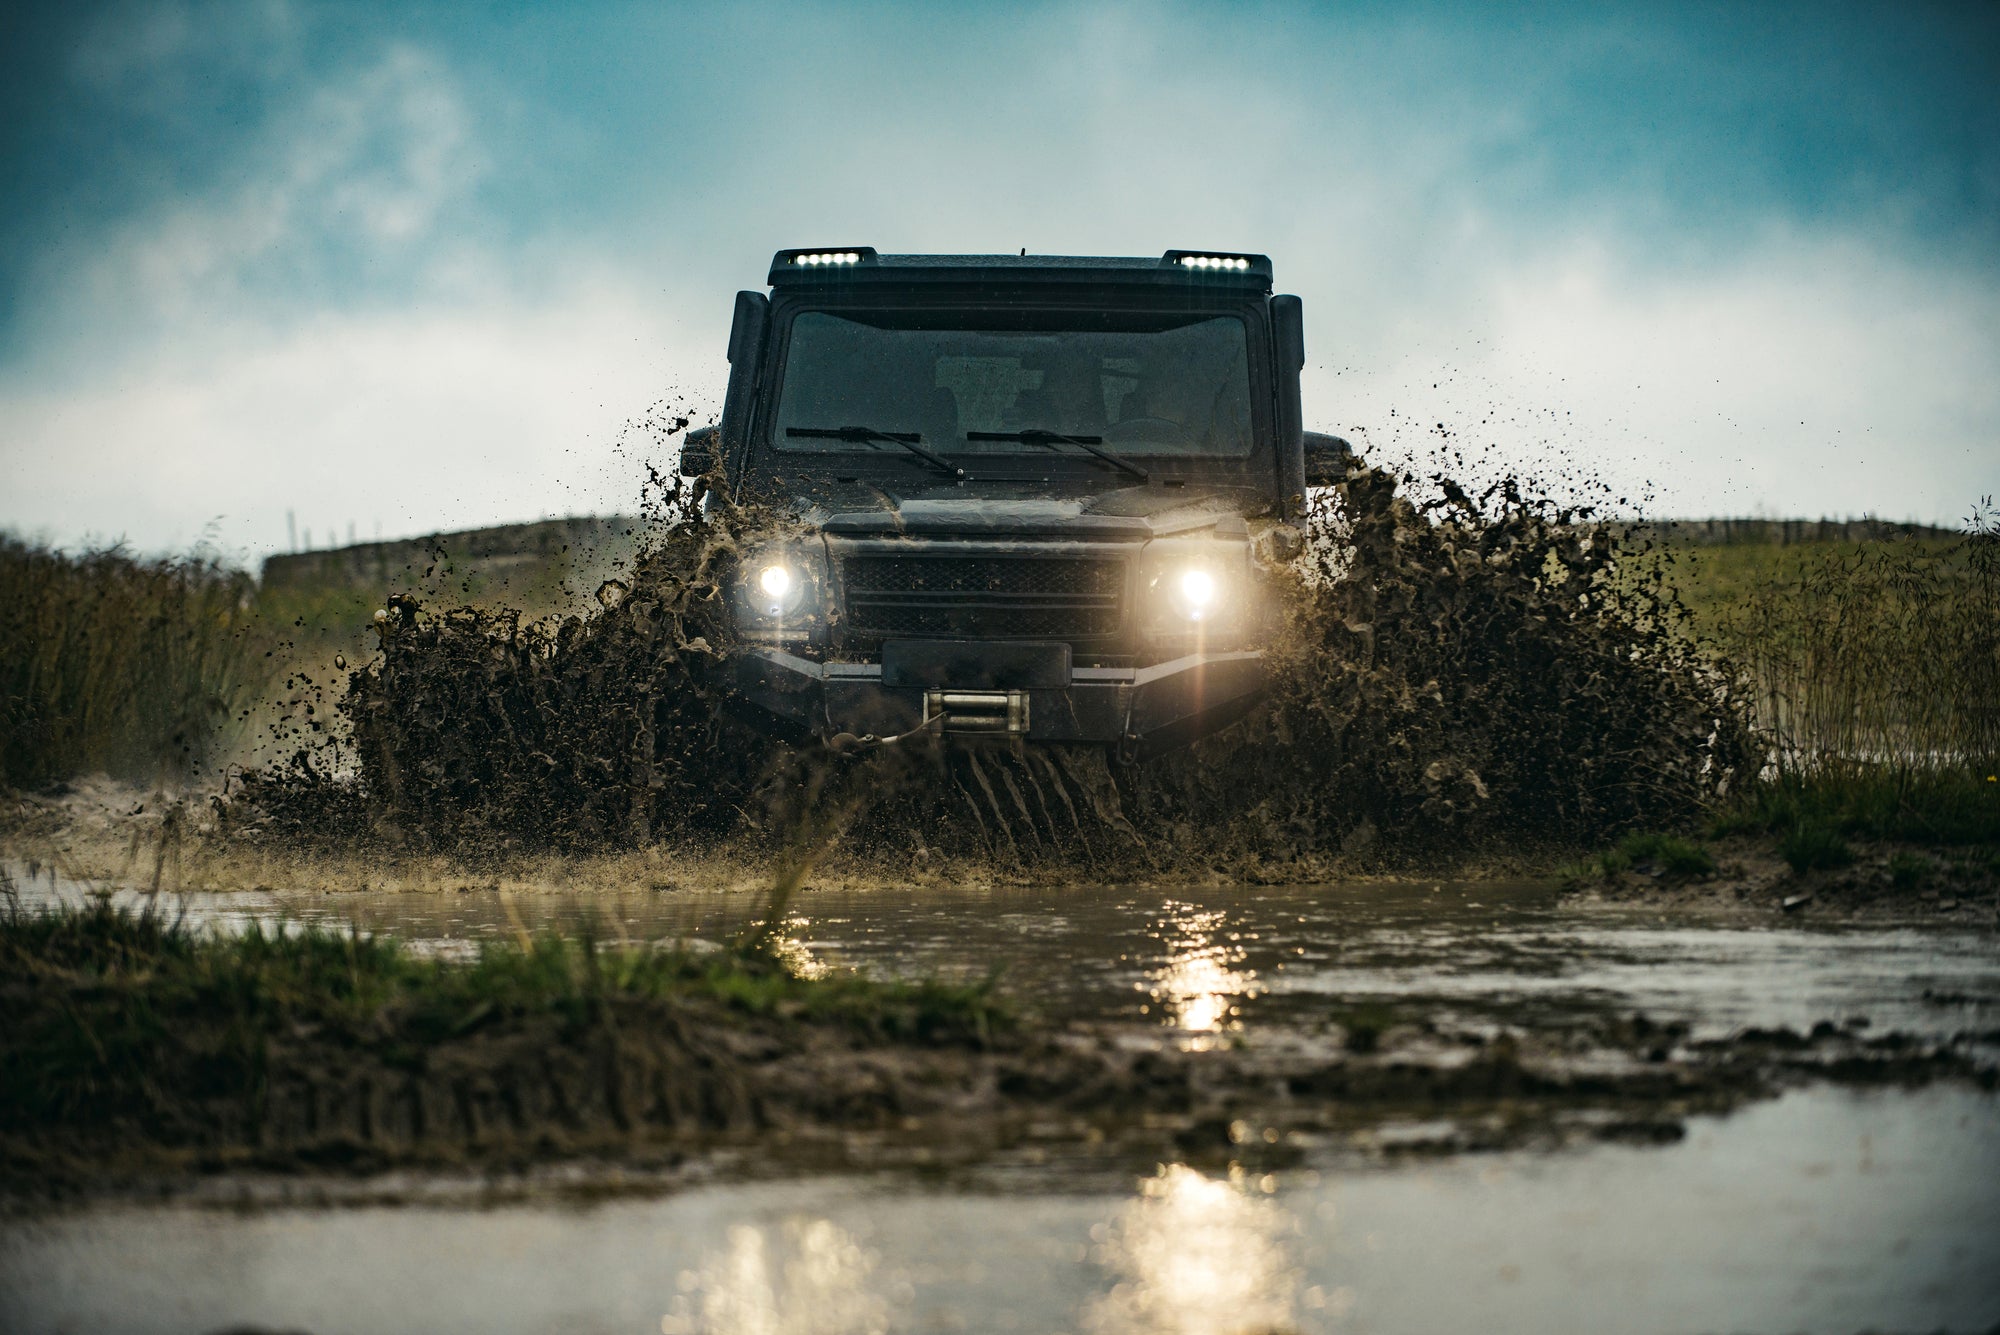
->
[8,987,1988,1193]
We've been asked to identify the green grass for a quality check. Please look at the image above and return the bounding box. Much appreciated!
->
[1709,766,2000,847]
[1775,821,1855,874]
[1668,540,1918,625]
[1597,831,1716,877]
[0,900,1009,1135]
[1888,851,1932,890]
[1560,830,1716,886]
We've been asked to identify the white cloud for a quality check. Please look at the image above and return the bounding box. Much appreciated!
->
[69,0,299,103]
[20,42,488,372]
[4,35,729,564]
[0,273,720,560]
[1306,228,2000,523]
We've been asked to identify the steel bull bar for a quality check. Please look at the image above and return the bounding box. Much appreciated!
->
[733,640,1264,757]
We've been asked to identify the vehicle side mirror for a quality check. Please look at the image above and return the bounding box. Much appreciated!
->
[679,425,719,478]
[1302,431,1354,486]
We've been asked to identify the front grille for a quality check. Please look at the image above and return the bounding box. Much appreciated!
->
[840,554,1124,640]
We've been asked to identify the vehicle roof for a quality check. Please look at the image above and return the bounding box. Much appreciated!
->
[766,248,1273,293]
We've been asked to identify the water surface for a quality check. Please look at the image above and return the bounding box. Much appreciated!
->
[8,864,1997,1333]
[4,1087,1995,1335]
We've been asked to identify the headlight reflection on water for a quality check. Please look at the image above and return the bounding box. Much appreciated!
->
[1144,902,1263,1043]
[1083,1164,1303,1335]
[766,912,828,980]
[659,1218,893,1335]
[658,1169,1323,1335]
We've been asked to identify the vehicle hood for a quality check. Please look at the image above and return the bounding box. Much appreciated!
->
[803,480,1263,541]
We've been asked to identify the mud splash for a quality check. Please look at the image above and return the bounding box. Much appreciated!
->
[225,457,1753,870]
[1128,463,1755,865]
[229,477,789,856]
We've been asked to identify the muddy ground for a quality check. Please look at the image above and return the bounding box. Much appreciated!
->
[18,1018,1994,1193]
[8,774,1993,924]
[6,918,1992,1200]
[5,787,1997,1206]
[1564,833,2000,923]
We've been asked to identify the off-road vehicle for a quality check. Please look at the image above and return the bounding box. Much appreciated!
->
[680,247,1348,757]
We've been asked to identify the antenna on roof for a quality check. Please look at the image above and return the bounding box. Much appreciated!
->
[1020,247,1026,256]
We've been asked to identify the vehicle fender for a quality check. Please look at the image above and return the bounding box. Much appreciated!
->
[717,290,770,494]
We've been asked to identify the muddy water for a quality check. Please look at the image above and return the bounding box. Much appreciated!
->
[7,867,1999,1333]
[3,1087,1996,1334]
[15,869,2000,1043]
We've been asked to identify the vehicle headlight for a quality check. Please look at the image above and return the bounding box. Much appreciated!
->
[1138,540,1252,638]
[754,561,798,614]
[735,543,825,633]
[1172,567,1220,621]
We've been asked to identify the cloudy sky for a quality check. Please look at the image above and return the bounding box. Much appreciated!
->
[3,0,1995,559]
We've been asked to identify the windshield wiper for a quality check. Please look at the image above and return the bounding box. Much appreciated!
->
[785,425,966,480]
[966,429,1149,482]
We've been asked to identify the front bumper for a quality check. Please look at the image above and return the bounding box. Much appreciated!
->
[733,646,1265,755]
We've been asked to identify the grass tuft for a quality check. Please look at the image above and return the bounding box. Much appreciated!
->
[1555,829,1714,889]
[1601,831,1715,877]
[1776,821,1855,874]
[0,900,1009,1141]
[1887,852,1932,890]
[1709,765,2000,847]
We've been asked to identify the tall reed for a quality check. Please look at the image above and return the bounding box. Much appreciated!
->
[1711,503,1998,774]
[0,537,265,790]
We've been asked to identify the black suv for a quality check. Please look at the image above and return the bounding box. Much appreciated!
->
[680,247,1346,757]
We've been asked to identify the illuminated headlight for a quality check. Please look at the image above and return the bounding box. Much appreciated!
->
[1139,540,1252,637]
[1174,568,1219,620]
[757,563,794,607]
[792,251,861,266]
[735,544,824,630]
[1176,254,1252,271]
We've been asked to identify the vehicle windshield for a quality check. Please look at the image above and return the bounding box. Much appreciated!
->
[772,310,1255,458]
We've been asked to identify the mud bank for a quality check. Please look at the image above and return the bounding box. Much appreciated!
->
[5,901,1993,1200]
[1564,833,2000,923]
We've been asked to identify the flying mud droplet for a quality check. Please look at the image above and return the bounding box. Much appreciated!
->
[225,452,1755,868]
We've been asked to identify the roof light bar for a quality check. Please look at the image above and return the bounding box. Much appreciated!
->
[793,251,863,266]
[1177,254,1253,271]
